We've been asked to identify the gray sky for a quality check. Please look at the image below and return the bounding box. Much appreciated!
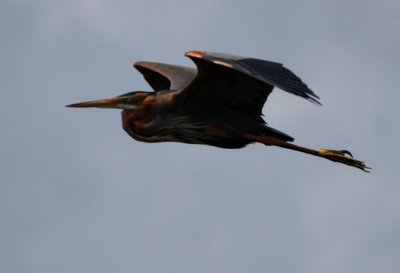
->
[1,0,399,272]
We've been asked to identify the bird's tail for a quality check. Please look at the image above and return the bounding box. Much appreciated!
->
[262,126,295,142]
[242,133,371,172]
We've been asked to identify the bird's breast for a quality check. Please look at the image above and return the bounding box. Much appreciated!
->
[121,108,157,136]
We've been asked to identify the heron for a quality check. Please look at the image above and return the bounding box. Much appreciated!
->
[67,50,370,172]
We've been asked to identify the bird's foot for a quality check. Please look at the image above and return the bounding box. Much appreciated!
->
[318,149,371,172]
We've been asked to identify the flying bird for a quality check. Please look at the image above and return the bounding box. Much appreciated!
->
[68,50,370,172]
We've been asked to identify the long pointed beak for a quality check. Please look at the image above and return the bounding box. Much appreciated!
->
[66,96,126,109]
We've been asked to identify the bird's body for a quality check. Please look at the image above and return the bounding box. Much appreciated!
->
[120,91,285,149]
[68,50,370,171]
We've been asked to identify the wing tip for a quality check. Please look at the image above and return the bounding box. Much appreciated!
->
[309,97,323,106]
[297,86,321,105]
[305,91,322,105]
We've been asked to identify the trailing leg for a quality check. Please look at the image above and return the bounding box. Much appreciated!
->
[243,133,371,172]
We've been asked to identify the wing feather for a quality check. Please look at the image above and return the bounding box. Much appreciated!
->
[183,51,320,105]
[134,61,196,91]
[173,51,321,122]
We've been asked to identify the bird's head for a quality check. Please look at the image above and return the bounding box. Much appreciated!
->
[67,91,152,110]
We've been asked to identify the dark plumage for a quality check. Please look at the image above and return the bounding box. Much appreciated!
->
[68,50,370,172]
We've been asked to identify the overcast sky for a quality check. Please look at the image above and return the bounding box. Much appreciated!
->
[1,1,399,273]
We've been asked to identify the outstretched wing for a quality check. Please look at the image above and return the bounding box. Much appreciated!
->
[175,50,320,121]
[134,61,196,91]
